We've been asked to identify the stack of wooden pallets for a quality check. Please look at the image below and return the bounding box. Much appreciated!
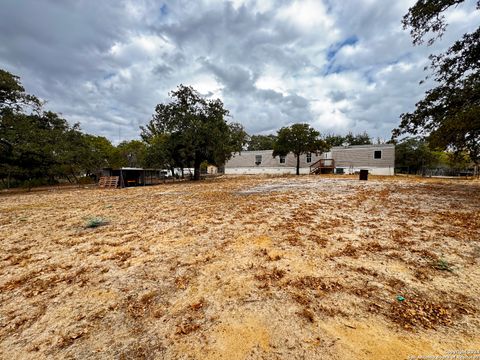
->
[98,176,119,188]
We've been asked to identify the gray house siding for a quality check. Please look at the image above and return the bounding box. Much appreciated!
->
[332,145,395,175]
[225,150,326,175]
[225,151,324,167]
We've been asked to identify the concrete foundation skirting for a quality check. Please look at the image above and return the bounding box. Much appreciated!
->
[224,167,394,176]
[225,167,305,175]
[335,167,394,176]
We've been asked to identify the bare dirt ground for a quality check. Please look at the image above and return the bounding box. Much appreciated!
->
[1,175,479,360]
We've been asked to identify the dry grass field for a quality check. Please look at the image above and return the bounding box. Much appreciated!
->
[1,175,479,359]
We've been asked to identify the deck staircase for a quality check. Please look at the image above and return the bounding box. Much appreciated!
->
[310,159,335,174]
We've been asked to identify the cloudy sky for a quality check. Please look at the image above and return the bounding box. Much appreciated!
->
[0,0,478,143]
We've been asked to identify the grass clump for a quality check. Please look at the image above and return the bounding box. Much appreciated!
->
[432,258,454,272]
[85,217,109,229]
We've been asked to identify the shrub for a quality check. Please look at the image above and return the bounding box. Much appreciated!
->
[85,217,108,228]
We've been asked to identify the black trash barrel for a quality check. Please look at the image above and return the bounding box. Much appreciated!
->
[359,169,368,181]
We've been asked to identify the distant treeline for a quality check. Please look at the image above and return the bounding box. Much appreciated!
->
[246,132,374,151]
[394,138,474,175]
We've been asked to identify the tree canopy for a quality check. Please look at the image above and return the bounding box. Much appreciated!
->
[402,0,480,45]
[323,134,345,147]
[273,123,329,175]
[141,85,247,180]
[0,69,41,113]
[246,132,372,151]
[246,134,277,151]
[394,0,480,171]
[0,69,124,188]
[395,138,441,174]
[323,132,372,147]
[344,131,372,146]
[114,140,147,168]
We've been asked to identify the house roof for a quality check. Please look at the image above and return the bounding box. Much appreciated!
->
[235,144,394,154]
[331,144,394,150]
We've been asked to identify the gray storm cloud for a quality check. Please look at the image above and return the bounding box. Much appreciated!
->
[0,0,477,142]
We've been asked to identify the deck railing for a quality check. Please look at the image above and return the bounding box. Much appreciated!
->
[310,158,335,174]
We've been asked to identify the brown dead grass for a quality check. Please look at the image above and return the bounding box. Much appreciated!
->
[1,175,480,359]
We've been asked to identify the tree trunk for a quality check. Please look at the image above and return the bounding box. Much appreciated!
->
[71,171,79,184]
[296,154,300,175]
[193,157,201,181]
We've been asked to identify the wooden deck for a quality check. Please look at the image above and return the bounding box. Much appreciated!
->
[310,159,335,174]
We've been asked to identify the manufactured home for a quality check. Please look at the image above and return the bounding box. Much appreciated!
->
[224,144,395,176]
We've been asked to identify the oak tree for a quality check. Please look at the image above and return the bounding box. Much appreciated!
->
[141,85,247,180]
[273,123,329,175]
[394,0,480,173]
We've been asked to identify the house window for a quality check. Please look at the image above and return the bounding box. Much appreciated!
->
[374,150,382,159]
[306,153,312,163]
[255,155,262,165]
[279,155,286,164]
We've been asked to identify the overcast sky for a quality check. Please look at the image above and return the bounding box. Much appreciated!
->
[0,0,478,143]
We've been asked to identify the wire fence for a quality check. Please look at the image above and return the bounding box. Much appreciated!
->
[396,167,477,177]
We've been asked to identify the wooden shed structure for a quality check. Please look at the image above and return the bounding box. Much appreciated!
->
[99,168,168,188]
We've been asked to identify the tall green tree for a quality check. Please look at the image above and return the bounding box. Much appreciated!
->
[323,132,372,147]
[78,134,117,175]
[0,69,120,187]
[273,123,329,175]
[344,131,372,146]
[114,140,147,168]
[144,134,172,168]
[0,69,41,113]
[394,0,480,174]
[324,134,345,147]
[247,134,277,150]
[0,109,82,186]
[141,85,247,180]
[1,69,42,182]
